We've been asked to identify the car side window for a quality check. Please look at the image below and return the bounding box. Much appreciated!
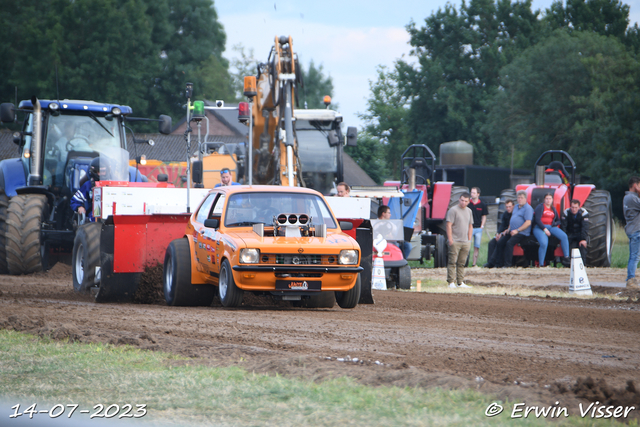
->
[210,194,226,218]
[195,194,216,224]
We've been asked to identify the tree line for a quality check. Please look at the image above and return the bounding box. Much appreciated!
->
[347,0,640,218]
[0,0,334,129]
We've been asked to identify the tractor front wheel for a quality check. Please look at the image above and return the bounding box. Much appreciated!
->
[72,222,101,292]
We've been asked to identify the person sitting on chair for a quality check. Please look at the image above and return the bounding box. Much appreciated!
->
[486,199,514,265]
[532,193,570,267]
[562,199,589,264]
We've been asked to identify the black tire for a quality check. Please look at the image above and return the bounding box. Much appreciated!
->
[434,234,448,268]
[163,238,215,306]
[397,264,411,289]
[336,273,361,309]
[301,292,335,308]
[6,194,48,275]
[583,190,613,267]
[218,258,243,307]
[0,188,8,274]
[498,189,517,228]
[72,222,101,292]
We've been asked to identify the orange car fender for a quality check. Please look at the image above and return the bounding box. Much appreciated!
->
[185,235,211,285]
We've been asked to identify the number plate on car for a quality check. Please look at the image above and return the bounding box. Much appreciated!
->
[275,280,321,291]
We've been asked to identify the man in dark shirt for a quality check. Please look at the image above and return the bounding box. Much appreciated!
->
[469,187,488,267]
[562,199,589,265]
[486,199,514,265]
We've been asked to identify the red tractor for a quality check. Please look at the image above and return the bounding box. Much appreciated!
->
[383,144,469,268]
[498,150,613,267]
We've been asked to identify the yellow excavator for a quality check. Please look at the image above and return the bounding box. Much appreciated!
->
[137,36,356,194]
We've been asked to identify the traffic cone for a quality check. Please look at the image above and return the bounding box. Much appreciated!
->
[372,255,387,290]
[569,248,592,295]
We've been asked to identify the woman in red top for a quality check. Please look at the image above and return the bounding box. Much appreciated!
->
[533,193,570,267]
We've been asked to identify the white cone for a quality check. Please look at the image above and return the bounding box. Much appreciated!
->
[372,255,387,290]
[569,248,592,295]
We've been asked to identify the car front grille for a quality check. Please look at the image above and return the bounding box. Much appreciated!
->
[260,254,338,265]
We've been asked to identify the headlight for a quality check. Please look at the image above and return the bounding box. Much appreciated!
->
[240,248,260,264]
[338,250,358,265]
[111,107,122,116]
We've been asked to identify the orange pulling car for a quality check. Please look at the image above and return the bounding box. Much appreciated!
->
[163,186,362,308]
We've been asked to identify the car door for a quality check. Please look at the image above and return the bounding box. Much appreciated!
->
[193,193,217,273]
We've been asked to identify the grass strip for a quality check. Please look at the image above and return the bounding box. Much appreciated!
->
[0,330,626,426]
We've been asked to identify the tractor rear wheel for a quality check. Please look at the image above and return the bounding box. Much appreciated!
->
[6,194,48,275]
[498,189,517,228]
[336,273,361,309]
[583,190,613,267]
[397,264,411,289]
[163,238,215,306]
[218,258,243,307]
[0,188,8,274]
[72,222,101,292]
[434,234,448,268]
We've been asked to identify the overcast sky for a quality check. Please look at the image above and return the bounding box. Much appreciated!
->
[216,0,640,130]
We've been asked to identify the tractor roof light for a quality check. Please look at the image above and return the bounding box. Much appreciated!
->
[243,76,257,98]
[192,100,205,119]
[111,107,122,116]
[323,95,331,107]
[238,102,250,123]
[48,103,59,111]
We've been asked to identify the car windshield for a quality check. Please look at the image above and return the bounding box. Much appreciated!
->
[224,192,337,228]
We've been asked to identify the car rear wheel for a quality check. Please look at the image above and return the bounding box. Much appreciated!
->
[218,258,243,307]
[336,273,361,309]
[163,238,214,306]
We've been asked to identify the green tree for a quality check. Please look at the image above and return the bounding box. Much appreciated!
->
[359,66,410,179]
[485,30,640,217]
[392,0,543,166]
[298,60,334,110]
[544,0,630,39]
[0,0,234,125]
[344,132,389,184]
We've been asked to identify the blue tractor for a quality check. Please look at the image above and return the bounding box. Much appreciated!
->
[0,97,171,274]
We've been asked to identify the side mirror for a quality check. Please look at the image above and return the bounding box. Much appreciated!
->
[339,221,353,230]
[327,130,340,147]
[12,131,22,145]
[346,126,357,147]
[204,218,219,229]
[192,160,203,184]
[0,103,15,123]
[158,114,172,134]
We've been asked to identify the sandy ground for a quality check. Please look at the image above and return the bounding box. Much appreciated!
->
[1,263,639,418]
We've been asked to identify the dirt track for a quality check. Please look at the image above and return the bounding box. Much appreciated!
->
[2,264,640,417]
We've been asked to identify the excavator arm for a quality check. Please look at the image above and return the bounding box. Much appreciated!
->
[251,35,303,187]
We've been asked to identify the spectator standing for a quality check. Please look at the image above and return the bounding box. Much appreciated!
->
[562,199,589,265]
[623,176,640,288]
[532,193,570,267]
[214,168,240,187]
[336,182,351,197]
[469,187,488,267]
[486,199,514,264]
[445,192,473,288]
[486,191,534,268]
